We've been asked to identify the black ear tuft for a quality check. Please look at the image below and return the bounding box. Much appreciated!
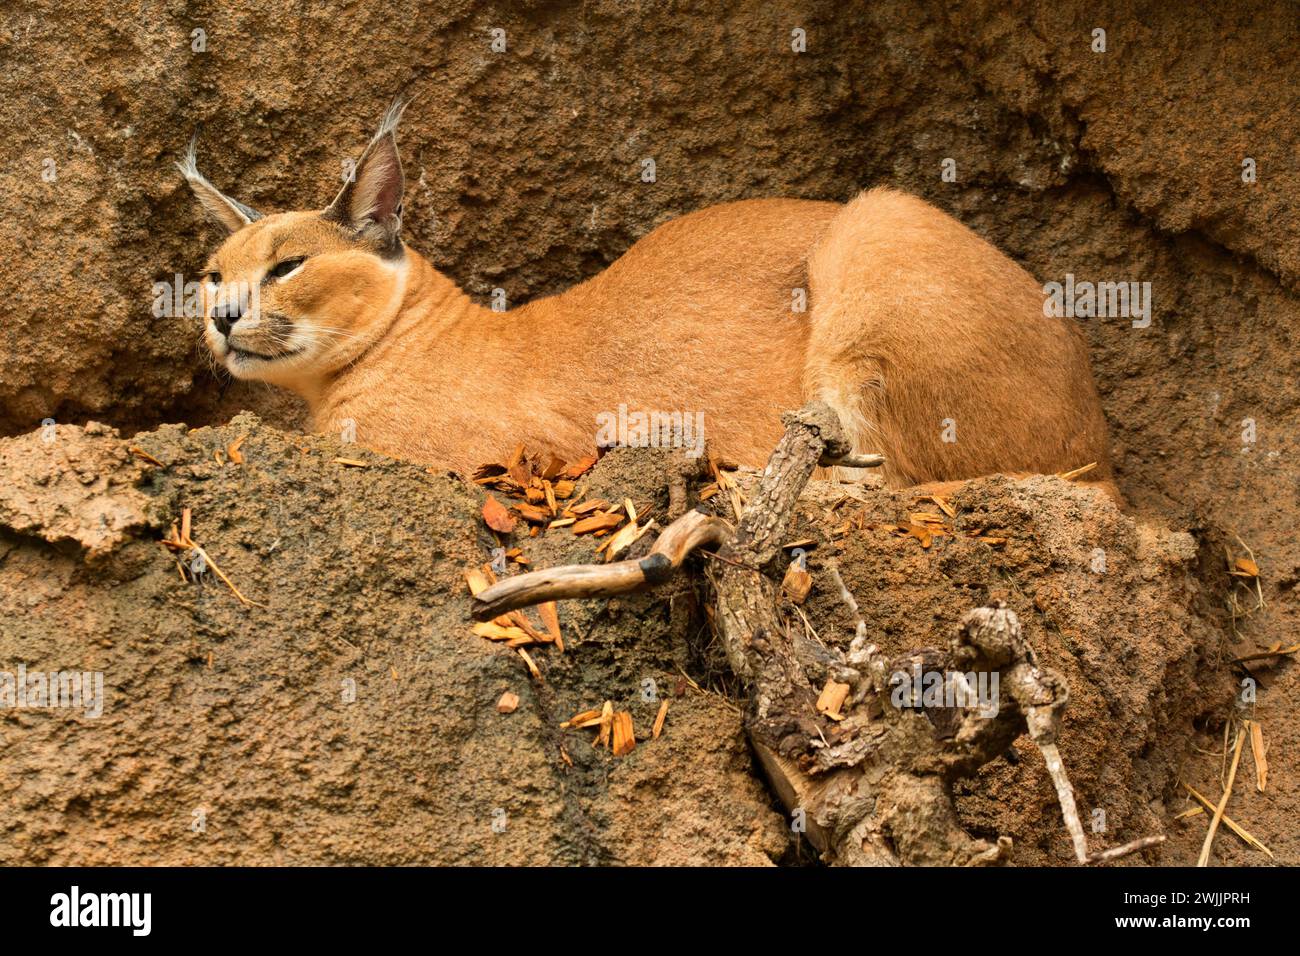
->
[176,136,262,233]
[323,99,407,257]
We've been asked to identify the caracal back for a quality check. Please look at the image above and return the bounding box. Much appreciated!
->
[803,188,1111,487]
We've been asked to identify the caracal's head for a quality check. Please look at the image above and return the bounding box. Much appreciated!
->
[177,101,410,389]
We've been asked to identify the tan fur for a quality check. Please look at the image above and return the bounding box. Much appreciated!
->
[186,123,1111,486]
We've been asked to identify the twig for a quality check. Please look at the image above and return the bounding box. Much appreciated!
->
[1197,725,1247,866]
[1037,741,1090,864]
[161,508,265,608]
[189,544,265,608]
[698,549,752,570]
[1056,461,1098,482]
[1231,643,1299,664]
[1182,782,1273,858]
[820,451,885,469]
[1087,834,1165,864]
[825,558,867,641]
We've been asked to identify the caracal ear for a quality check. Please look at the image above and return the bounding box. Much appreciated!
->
[175,136,262,233]
[322,98,407,258]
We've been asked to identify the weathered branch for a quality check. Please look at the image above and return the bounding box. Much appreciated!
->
[820,451,885,469]
[472,510,731,619]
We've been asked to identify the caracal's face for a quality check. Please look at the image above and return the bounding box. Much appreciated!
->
[200,212,406,387]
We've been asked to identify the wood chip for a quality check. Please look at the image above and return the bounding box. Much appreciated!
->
[815,679,851,720]
[514,502,550,524]
[1231,557,1260,578]
[612,711,636,756]
[482,495,518,534]
[596,700,614,748]
[226,434,247,465]
[569,498,610,515]
[562,707,603,729]
[925,495,956,518]
[464,568,490,596]
[572,513,623,535]
[508,610,551,643]
[517,647,542,681]
[332,457,369,467]
[603,519,642,561]
[782,564,813,604]
[902,523,933,548]
[128,446,164,467]
[541,455,566,480]
[652,699,669,739]
[539,601,564,652]
[562,454,598,479]
[472,621,532,643]
[496,691,520,714]
[1248,720,1267,792]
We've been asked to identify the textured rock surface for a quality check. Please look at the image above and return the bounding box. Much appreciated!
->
[0,422,157,557]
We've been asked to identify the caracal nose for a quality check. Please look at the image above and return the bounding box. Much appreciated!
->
[212,298,245,337]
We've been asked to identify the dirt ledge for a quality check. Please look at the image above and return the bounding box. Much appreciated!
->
[1,416,1262,865]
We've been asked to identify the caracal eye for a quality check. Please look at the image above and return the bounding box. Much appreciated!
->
[267,257,307,281]
[203,270,222,286]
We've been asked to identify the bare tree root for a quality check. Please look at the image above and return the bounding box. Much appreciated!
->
[472,403,1164,866]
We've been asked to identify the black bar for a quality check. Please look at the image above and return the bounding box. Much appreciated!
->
[0,866,1274,941]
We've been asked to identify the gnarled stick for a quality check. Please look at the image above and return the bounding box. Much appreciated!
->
[820,451,885,469]
[472,509,732,620]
